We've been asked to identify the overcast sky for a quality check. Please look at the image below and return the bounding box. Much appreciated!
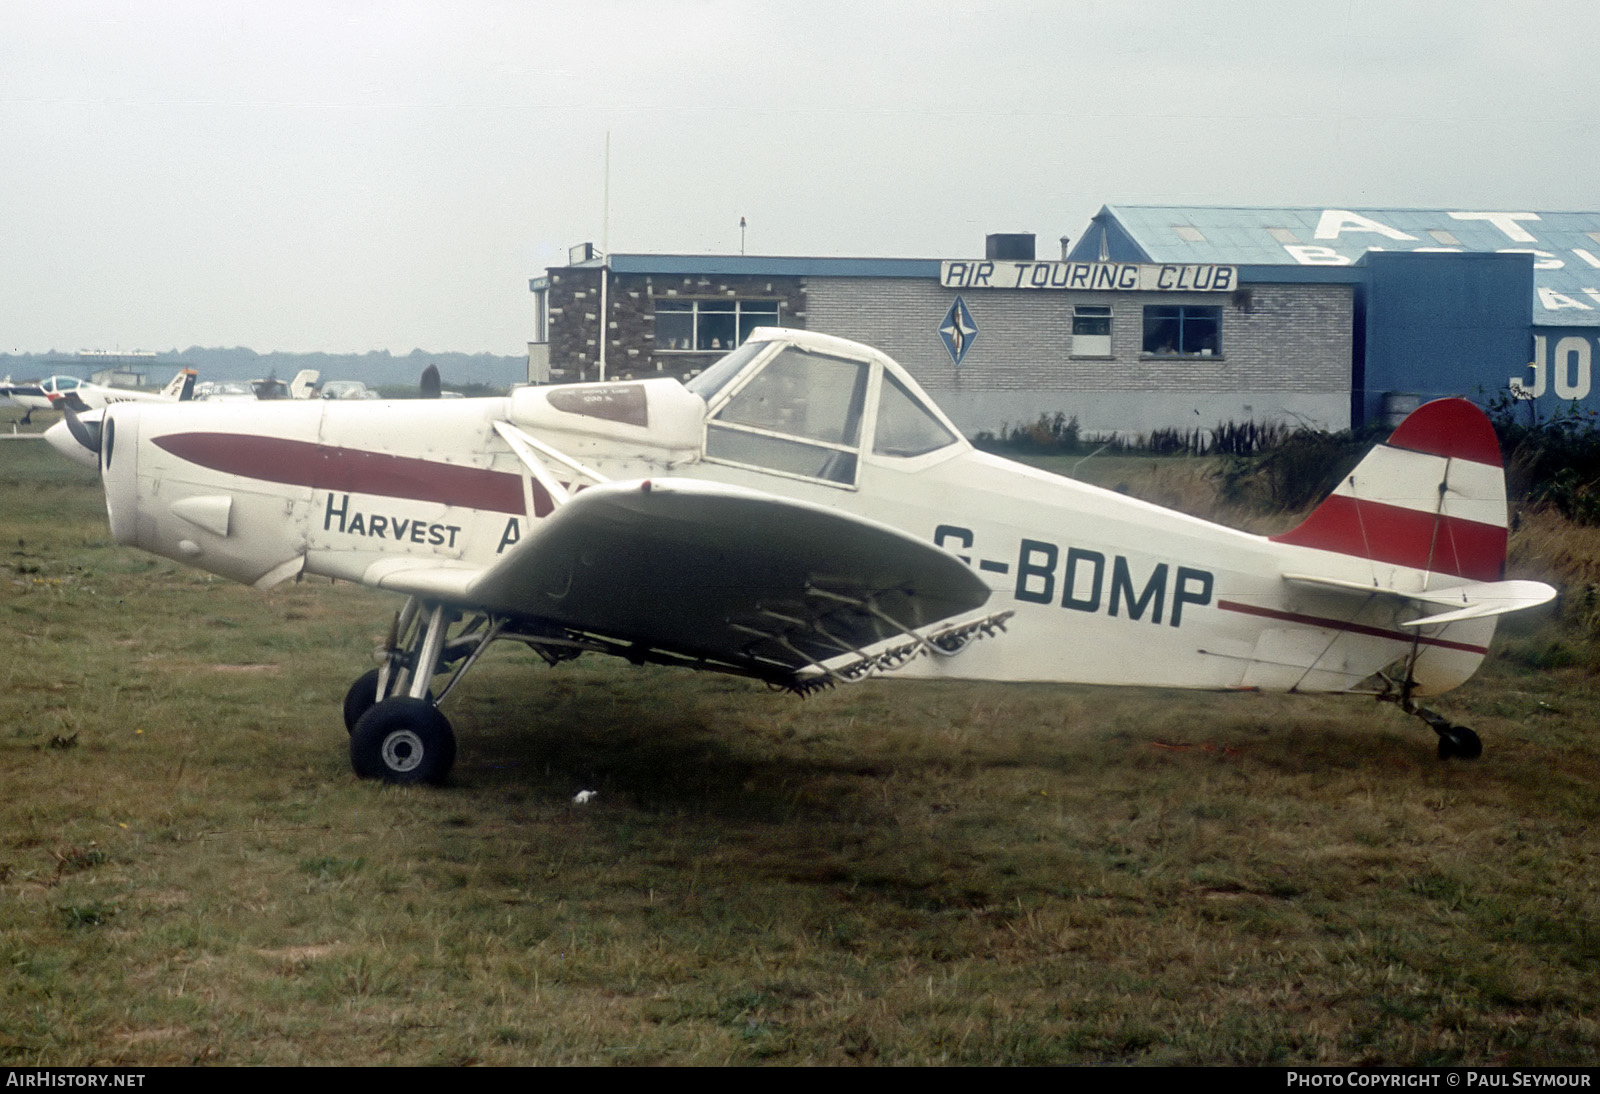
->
[3,0,1594,354]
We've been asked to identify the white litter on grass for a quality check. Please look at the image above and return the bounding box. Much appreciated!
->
[573,790,598,804]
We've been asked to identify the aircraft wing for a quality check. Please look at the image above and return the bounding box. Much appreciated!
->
[372,478,996,683]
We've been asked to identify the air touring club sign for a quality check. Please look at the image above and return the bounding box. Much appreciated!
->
[940,260,1237,292]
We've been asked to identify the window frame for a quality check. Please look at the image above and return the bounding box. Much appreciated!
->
[1070,305,1113,358]
[654,298,783,353]
[702,345,872,489]
[871,370,959,459]
[1141,304,1223,358]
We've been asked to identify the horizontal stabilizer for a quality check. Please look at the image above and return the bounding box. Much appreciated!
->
[1283,572,1556,626]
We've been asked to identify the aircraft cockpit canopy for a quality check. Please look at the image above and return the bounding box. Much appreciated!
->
[689,331,962,488]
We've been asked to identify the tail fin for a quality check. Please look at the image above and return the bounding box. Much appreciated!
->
[1267,399,1556,696]
[162,368,198,401]
[289,369,321,399]
[1271,398,1507,583]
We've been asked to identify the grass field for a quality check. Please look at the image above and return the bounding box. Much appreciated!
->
[2,430,1599,1065]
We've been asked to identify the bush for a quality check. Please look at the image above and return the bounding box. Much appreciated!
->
[973,412,1083,455]
[1488,395,1600,525]
[975,415,1294,460]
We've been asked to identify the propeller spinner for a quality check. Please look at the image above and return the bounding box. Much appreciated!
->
[43,406,104,469]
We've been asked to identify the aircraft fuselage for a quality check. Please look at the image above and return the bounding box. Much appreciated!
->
[94,366,1492,698]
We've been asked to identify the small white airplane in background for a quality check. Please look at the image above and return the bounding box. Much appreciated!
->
[3,368,195,422]
[193,369,321,402]
[49,328,1555,785]
[318,380,380,400]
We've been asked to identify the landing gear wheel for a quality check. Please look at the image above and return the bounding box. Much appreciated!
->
[343,669,434,734]
[1436,725,1483,761]
[343,669,382,733]
[350,697,456,785]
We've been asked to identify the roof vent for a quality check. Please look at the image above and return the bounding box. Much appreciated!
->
[986,233,1035,260]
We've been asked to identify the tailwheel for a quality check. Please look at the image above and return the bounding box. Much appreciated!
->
[350,697,457,785]
[1376,673,1485,762]
[1435,724,1483,762]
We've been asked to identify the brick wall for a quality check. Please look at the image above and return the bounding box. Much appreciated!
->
[804,277,1353,432]
[545,265,1354,433]
[805,278,1350,393]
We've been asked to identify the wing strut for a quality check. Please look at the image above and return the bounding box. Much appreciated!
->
[492,420,610,511]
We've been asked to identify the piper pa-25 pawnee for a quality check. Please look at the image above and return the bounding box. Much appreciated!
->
[48,327,1555,784]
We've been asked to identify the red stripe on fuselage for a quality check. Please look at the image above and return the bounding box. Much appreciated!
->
[154,432,544,516]
[1269,495,1505,581]
[1217,599,1489,655]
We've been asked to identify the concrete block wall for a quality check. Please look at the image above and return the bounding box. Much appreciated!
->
[805,277,1353,436]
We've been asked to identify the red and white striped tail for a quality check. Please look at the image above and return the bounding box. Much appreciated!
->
[1270,399,1507,582]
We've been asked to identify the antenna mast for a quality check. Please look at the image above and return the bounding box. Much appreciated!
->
[598,131,611,383]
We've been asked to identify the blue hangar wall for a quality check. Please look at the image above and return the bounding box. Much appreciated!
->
[1356,251,1534,427]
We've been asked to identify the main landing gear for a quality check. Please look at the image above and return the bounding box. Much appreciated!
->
[343,597,506,786]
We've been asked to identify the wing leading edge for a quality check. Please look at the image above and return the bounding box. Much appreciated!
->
[372,477,998,684]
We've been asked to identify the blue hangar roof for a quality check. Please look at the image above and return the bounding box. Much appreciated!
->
[1072,205,1600,327]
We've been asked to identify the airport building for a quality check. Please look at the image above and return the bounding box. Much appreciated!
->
[529,207,1596,438]
[1073,207,1599,427]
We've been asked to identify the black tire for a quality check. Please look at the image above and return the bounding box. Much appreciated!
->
[343,669,382,733]
[1437,725,1483,761]
[350,697,456,785]
[1452,726,1483,761]
[343,669,434,734]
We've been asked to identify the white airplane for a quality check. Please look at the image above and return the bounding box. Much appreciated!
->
[47,327,1555,785]
[4,369,195,422]
[193,369,321,402]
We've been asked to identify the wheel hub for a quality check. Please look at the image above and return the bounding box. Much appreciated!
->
[381,729,426,773]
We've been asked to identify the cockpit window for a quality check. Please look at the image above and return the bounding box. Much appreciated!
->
[872,372,958,458]
[705,347,869,486]
[715,348,866,445]
[684,341,770,402]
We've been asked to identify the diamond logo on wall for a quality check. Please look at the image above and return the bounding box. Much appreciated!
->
[939,296,978,367]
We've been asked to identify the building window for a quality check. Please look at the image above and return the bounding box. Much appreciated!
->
[1142,305,1221,357]
[655,299,781,352]
[1071,305,1111,357]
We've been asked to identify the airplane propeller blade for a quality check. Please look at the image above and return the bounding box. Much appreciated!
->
[60,391,93,415]
[62,405,101,457]
[420,365,442,399]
